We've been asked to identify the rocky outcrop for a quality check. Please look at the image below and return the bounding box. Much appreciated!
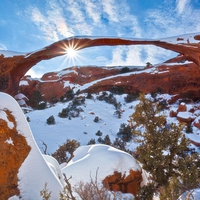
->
[0,33,200,96]
[0,109,31,199]
[18,61,200,107]
[102,170,142,197]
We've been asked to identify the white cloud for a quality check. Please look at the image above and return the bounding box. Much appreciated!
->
[82,0,101,24]
[109,45,177,67]
[144,1,200,39]
[30,7,59,41]
[0,43,7,50]
[47,1,74,38]
[102,0,119,22]
[28,0,73,42]
[176,0,191,14]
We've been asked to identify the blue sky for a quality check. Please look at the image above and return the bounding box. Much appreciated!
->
[0,0,200,77]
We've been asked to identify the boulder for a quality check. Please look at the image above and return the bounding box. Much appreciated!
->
[177,111,195,123]
[170,110,177,117]
[177,102,187,112]
[0,92,63,200]
[0,109,31,199]
[102,170,142,197]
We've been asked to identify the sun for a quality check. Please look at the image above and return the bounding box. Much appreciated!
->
[66,47,77,58]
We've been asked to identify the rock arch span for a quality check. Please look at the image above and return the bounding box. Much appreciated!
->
[0,33,200,95]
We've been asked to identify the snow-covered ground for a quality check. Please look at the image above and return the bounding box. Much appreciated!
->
[1,92,146,200]
[25,93,139,154]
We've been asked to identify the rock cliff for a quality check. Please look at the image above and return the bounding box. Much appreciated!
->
[0,33,200,96]
[19,61,200,107]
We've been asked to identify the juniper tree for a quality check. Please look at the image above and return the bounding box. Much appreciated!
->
[131,94,200,199]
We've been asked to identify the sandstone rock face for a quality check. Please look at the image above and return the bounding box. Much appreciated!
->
[177,103,187,112]
[0,33,200,96]
[0,92,64,199]
[0,109,31,199]
[170,110,177,117]
[19,62,200,107]
[102,170,142,197]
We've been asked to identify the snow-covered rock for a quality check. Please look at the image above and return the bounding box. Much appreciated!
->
[0,92,63,199]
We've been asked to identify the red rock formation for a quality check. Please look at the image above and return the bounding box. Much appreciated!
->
[177,103,187,112]
[102,170,142,197]
[0,109,31,199]
[170,110,177,117]
[177,112,195,123]
[18,61,200,106]
[194,120,200,129]
[1,33,200,96]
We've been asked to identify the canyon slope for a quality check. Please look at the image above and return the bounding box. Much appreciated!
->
[19,60,200,107]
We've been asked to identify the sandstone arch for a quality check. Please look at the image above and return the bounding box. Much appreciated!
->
[0,33,200,95]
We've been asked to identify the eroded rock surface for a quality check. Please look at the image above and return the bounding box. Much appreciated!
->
[0,109,31,199]
[0,33,200,96]
[102,170,142,197]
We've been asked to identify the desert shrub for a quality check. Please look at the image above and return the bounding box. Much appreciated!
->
[46,115,55,125]
[38,101,47,110]
[86,92,93,99]
[130,93,200,198]
[40,183,51,200]
[117,123,133,142]
[95,130,103,136]
[97,92,117,105]
[136,183,155,200]
[52,139,80,164]
[58,108,69,118]
[113,110,123,118]
[113,101,123,118]
[111,138,130,154]
[113,101,122,110]
[87,139,96,145]
[110,86,124,95]
[106,93,117,104]
[59,175,76,200]
[185,122,193,133]
[74,169,115,200]
[158,99,168,111]
[94,116,101,123]
[29,90,43,108]
[65,89,75,101]
[72,96,85,106]
[124,91,140,103]
[150,87,164,98]
[26,116,30,122]
[58,102,84,119]
[120,67,130,73]
[98,135,111,145]
[97,91,108,101]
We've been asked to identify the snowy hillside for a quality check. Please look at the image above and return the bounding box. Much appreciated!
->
[25,93,139,154]
[1,92,145,200]
[24,92,200,155]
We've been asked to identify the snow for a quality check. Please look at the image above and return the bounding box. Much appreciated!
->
[61,33,200,45]
[26,93,138,154]
[62,144,141,185]
[159,32,200,44]
[5,137,14,145]
[0,92,63,200]
[1,92,145,199]
[177,111,195,120]
[0,109,15,129]
[178,189,200,200]
[19,80,29,86]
